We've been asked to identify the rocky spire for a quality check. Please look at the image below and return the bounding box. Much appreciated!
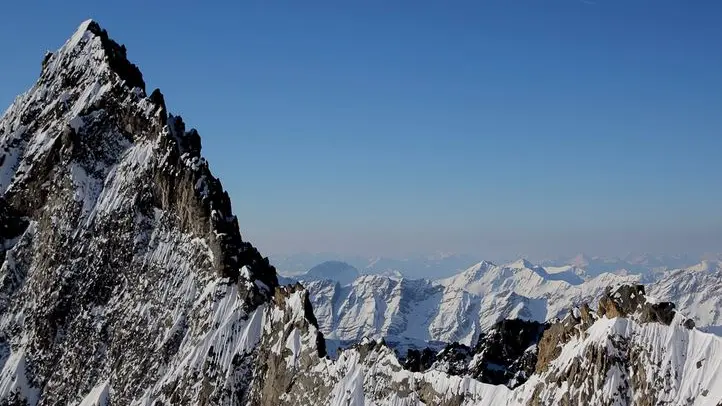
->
[0,19,278,403]
[1,19,277,303]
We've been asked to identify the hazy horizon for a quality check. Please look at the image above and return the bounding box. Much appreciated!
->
[268,250,722,277]
[2,1,720,261]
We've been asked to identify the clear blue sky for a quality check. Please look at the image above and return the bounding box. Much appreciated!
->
[1,1,721,260]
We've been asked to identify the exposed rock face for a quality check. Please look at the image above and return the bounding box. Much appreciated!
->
[598,284,681,327]
[0,19,277,404]
[248,285,331,405]
[598,284,648,319]
[527,284,715,406]
[535,303,597,374]
[402,347,437,372]
[647,260,722,333]
[536,285,691,375]
[0,198,28,266]
[401,319,548,389]
[470,319,547,388]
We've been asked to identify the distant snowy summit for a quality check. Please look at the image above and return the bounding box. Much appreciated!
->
[300,257,722,348]
[275,251,710,281]
[273,252,478,279]
[303,260,361,285]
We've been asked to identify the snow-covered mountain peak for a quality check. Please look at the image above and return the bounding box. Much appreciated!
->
[42,19,146,95]
[0,21,281,403]
[302,260,360,285]
[450,259,496,280]
[506,258,535,269]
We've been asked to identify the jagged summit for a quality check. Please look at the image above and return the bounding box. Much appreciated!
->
[2,19,277,298]
[46,19,146,92]
[0,20,283,403]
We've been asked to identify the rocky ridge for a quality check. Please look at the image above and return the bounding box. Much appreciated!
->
[0,19,278,405]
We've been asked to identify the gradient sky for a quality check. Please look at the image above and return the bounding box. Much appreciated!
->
[1,1,721,260]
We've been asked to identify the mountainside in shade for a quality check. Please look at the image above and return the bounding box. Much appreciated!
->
[2,20,722,406]
[305,260,641,346]
[401,319,548,389]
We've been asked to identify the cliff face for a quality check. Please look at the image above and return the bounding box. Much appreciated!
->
[0,20,277,405]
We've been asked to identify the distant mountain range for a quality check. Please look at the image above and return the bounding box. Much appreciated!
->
[540,253,705,279]
[272,252,480,279]
[273,252,714,280]
[285,258,722,348]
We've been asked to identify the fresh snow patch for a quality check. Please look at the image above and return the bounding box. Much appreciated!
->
[0,350,40,406]
[77,379,111,406]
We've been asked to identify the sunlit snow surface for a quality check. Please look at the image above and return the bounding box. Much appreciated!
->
[305,258,722,349]
[306,260,641,345]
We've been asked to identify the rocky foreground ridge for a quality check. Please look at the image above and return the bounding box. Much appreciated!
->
[0,20,721,406]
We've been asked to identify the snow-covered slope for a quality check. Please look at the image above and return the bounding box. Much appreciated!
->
[269,285,722,406]
[306,259,640,346]
[308,258,722,348]
[514,317,722,405]
[648,260,722,334]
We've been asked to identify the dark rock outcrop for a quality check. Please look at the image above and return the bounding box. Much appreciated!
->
[470,318,547,387]
[85,20,146,91]
[401,318,548,389]
[598,284,647,318]
[598,284,677,327]
[402,347,437,372]
[537,284,688,374]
